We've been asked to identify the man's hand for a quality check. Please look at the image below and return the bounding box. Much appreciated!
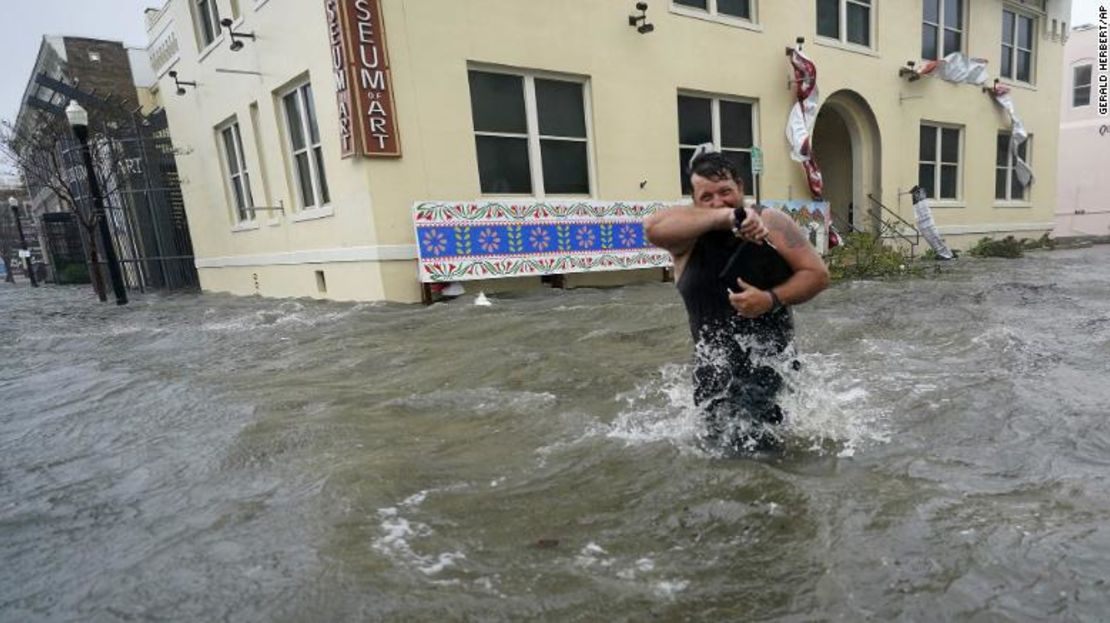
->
[727,277,773,318]
[737,207,768,244]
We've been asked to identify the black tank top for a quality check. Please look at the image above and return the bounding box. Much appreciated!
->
[676,231,794,406]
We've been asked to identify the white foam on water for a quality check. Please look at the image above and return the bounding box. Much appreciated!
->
[473,575,509,598]
[603,340,890,456]
[653,580,690,599]
[575,542,615,568]
[199,300,366,333]
[970,325,1024,348]
[418,551,466,575]
[372,486,471,578]
[968,324,1059,374]
[602,363,704,450]
[775,352,890,456]
[576,328,613,342]
[350,301,390,311]
[24,324,170,340]
[617,557,657,580]
[402,490,428,507]
[571,545,694,602]
[373,507,428,555]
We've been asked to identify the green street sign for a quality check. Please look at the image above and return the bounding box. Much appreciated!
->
[751,147,764,174]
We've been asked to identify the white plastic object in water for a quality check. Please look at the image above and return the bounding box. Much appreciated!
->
[474,292,492,306]
[441,282,465,297]
[911,187,955,260]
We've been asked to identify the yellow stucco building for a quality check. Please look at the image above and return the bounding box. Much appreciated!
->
[145,0,1071,302]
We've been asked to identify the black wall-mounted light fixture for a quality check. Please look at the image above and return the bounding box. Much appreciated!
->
[220,18,256,51]
[898,60,921,81]
[628,2,653,34]
[167,70,197,96]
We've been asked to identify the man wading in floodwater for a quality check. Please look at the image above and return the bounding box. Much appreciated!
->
[645,148,829,451]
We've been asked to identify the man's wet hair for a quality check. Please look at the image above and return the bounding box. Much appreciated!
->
[688,152,744,190]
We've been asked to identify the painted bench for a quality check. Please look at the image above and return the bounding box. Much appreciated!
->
[411,199,829,301]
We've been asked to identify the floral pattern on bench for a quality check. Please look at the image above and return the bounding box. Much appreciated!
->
[412,200,830,282]
[413,201,674,282]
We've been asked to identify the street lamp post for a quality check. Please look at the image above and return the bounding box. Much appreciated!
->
[7,197,38,288]
[66,100,127,305]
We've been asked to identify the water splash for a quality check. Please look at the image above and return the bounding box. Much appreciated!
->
[605,342,888,457]
[775,352,890,456]
[604,363,703,449]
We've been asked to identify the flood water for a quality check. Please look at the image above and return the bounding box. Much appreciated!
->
[2,246,1109,621]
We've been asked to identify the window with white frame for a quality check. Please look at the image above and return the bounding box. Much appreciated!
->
[467,69,591,196]
[673,0,753,21]
[1001,8,1036,83]
[677,94,756,195]
[193,0,222,48]
[817,0,872,47]
[922,0,963,60]
[281,82,331,210]
[1073,64,1092,107]
[995,133,1031,201]
[918,123,961,200]
[219,120,254,222]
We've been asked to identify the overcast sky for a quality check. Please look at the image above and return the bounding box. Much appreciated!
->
[0,0,152,177]
[1071,0,1103,24]
[1,0,151,121]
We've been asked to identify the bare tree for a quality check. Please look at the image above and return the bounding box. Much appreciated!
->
[1,112,130,300]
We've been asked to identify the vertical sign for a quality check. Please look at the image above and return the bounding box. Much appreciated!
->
[326,0,357,157]
[750,146,763,206]
[326,0,401,158]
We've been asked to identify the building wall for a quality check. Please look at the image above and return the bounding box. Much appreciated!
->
[62,39,140,107]
[148,0,397,301]
[151,0,1070,303]
[1056,24,1110,238]
[17,38,147,214]
[135,85,163,114]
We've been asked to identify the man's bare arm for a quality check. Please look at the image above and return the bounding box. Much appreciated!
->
[645,206,768,256]
[643,206,732,256]
[762,209,829,306]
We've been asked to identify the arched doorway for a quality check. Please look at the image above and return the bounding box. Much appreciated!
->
[810,90,882,235]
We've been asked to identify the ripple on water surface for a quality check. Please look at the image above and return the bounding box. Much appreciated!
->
[2,247,1110,620]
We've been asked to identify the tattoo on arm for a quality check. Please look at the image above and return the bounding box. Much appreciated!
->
[770,212,809,248]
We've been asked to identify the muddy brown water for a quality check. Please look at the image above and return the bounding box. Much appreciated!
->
[2,246,1109,621]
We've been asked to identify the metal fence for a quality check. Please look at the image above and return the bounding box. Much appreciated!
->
[26,73,199,293]
[40,212,88,284]
[60,109,199,292]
